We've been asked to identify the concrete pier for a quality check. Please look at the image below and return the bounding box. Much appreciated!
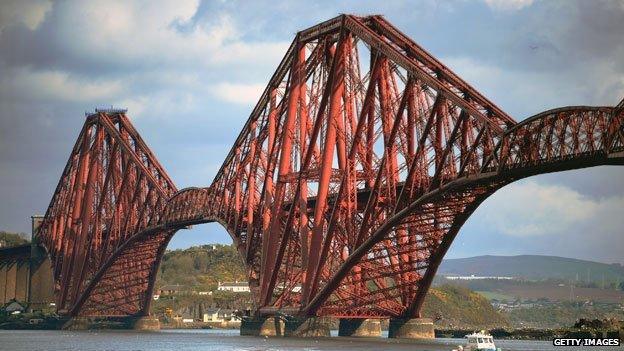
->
[132,316,161,330]
[284,317,331,337]
[388,318,435,339]
[240,317,331,337]
[240,317,285,336]
[338,318,382,337]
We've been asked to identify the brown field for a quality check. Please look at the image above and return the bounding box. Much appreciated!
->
[499,282,624,303]
[451,280,624,303]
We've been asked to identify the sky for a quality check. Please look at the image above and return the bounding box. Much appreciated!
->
[0,0,623,263]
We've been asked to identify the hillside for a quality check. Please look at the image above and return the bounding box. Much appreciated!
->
[156,244,247,291]
[439,255,624,284]
[0,231,29,248]
[423,285,509,329]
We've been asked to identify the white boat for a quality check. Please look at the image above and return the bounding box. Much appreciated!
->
[452,331,500,351]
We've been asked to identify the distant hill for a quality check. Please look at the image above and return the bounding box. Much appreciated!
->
[438,255,624,284]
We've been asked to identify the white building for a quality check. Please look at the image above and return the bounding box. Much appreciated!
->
[217,281,250,293]
[203,308,221,322]
[444,274,514,280]
[203,308,241,322]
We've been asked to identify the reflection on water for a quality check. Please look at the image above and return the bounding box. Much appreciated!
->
[0,329,621,351]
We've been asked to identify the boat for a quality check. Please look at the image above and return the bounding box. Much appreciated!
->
[452,331,500,351]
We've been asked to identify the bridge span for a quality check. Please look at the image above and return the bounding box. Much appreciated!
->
[35,14,624,336]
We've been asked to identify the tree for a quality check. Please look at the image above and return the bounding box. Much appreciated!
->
[0,231,29,247]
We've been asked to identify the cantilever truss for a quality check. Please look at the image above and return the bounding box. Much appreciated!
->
[37,15,624,318]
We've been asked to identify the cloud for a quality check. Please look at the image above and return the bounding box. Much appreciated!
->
[441,56,624,119]
[453,178,624,263]
[0,0,52,30]
[483,0,536,11]
[480,181,603,236]
[0,0,622,259]
[0,68,122,103]
[210,82,265,105]
[0,0,289,76]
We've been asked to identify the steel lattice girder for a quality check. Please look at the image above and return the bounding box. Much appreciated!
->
[36,14,624,318]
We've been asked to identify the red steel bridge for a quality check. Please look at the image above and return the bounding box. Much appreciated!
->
[37,15,624,319]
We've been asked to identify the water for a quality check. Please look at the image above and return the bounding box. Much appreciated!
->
[0,329,621,351]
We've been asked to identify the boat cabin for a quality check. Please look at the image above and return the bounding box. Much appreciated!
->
[465,331,497,350]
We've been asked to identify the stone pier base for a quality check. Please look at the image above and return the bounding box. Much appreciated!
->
[240,317,330,337]
[338,318,382,337]
[388,318,435,339]
[132,316,161,330]
[62,317,91,330]
[240,317,285,336]
[284,317,331,337]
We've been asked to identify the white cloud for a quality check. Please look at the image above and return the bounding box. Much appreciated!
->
[210,82,265,105]
[0,68,122,102]
[483,0,535,11]
[47,0,288,70]
[441,56,624,119]
[479,180,624,237]
[0,0,52,30]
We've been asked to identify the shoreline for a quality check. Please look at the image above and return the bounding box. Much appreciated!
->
[2,319,620,341]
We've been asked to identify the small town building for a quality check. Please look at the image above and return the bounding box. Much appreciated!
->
[444,274,514,280]
[203,308,221,322]
[217,281,250,293]
[203,308,241,322]
[3,300,26,314]
[158,284,188,296]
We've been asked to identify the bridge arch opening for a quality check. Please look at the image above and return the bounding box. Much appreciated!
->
[451,166,624,264]
[150,222,253,320]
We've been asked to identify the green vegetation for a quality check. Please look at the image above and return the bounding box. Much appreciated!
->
[443,278,624,303]
[475,291,515,301]
[0,231,29,248]
[422,285,509,329]
[156,244,247,291]
[506,302,624,329]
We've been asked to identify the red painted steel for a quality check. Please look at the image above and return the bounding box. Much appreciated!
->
[37,15,624,318]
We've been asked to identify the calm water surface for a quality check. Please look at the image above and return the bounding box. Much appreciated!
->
[1,329,622,351]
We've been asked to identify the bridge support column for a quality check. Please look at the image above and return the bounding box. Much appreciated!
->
[132,316,160,330]
[284,317,331,337]
[338,318,382,337]
[241,317,331,337]
[240,317,285,336]
[388,318,434,339]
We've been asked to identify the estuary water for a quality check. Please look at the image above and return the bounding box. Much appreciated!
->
[0,329,621,351]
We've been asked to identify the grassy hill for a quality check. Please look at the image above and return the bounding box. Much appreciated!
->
[423,285,509,329]
[156,244,247,291]
[439,255,624,285]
